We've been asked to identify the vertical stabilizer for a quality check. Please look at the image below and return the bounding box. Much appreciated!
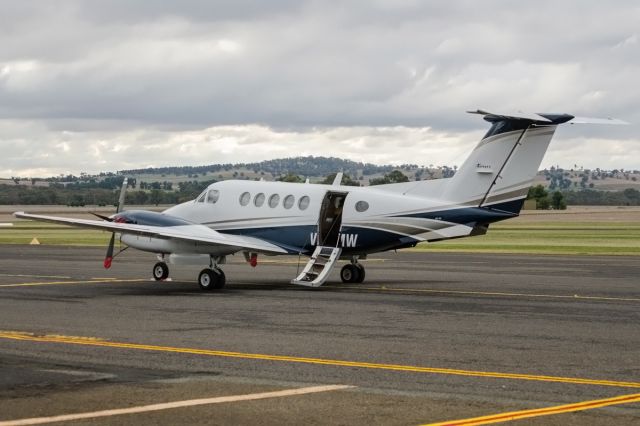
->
[440,111,573,213]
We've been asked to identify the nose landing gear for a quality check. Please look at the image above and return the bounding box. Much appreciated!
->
[152,262,169,281]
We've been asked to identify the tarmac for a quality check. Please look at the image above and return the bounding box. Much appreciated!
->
[0,245,638,425]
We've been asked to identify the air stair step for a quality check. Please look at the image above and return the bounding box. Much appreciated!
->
[290,246,342,287]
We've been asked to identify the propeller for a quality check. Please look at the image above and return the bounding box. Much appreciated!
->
[103,177,128,269]
[91,212,113,221]
[104,233,116,269]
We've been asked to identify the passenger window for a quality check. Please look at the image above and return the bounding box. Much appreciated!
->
[355,201,369,212]
[207,190,220,204]
[298,195,310,210]
[268,194,280,208]
[239,192,251,206]
[254,193,265,207]
[283,195,295,209]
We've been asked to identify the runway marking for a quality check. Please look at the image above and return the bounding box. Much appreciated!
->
[424,392,640,425]
[0,331,107,343]
[1,331,639,389]
[0,384,353,426]
[0,274,72,279]
[0,279,148,288]
[1,278,637,303]
[337,285,640,303]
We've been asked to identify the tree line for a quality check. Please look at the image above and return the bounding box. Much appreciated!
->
[2,174,639,207]
[0,179,215,206]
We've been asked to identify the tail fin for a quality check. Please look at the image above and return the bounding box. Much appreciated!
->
[439,111,575,214]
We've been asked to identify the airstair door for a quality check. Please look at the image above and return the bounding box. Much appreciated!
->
[290,191,348,287]
[317,191,348,246]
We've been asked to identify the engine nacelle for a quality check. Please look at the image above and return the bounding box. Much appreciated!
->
[120,234,232,256]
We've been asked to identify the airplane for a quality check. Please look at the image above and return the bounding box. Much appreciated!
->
[14,110,627,290]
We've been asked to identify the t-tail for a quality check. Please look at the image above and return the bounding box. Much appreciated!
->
[421,110,626,216]
[442,111,573,214]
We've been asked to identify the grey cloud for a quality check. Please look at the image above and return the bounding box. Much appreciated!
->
[0,1,639,175]
[2,1,639,127]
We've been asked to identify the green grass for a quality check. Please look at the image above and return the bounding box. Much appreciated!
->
[413,222,640,255]
[3,220,640,256]
[0,222,110,246]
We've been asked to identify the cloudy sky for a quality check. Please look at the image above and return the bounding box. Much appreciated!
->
[1,1,638,177]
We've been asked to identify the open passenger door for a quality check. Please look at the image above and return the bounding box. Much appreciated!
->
[291,191,348,287]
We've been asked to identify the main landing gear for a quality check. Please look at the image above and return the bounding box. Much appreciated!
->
[340,259,365,284]
[197,268,226,291]
[152,256,226,291]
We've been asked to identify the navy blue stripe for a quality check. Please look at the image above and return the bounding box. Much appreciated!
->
[393,205,518,226]
[222,225,419,255]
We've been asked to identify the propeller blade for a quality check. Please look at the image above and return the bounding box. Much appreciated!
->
[116,178,128,213]
[104,233,115,269]
[91,212,113,221]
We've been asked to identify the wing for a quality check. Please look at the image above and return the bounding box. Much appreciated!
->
[14,212,288,255]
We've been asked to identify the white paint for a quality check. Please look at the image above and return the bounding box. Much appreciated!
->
[0,385,354,426]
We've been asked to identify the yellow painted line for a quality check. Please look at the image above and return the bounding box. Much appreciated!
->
[1,331,639,389]
[0,279,149,288]
[0,274,72,279]
[424,392,640,425]
[0,384,353,426]
[0,331,107,343]
[337,285,640,303]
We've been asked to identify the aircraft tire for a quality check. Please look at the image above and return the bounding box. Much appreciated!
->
[152,262,169,281]
[340,264,360,284]
[213,269,226,289]
[198,268,215,291]
[355,263,365,283]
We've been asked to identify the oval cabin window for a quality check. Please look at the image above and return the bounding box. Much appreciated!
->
[268,194,280,208]
[283,195,295,209]
[298,195,310,210]
[355,201,369,212]
[239,192,251,206]
[254,193,265,207]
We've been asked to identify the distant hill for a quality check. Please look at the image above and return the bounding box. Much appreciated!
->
[116,156,456,185]
[120,156,397,178]
[2,156,638,190]
[533,166,640,191]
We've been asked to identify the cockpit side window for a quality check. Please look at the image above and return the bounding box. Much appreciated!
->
[206,190,220,204]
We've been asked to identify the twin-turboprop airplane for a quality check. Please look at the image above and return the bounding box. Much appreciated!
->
[15,110,626,290]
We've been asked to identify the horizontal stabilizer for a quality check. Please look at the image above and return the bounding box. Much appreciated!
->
[469,109,629,125]
[568,116,629,125]
[467,110,553,122]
